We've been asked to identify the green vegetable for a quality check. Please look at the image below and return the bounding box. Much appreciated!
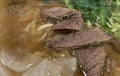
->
[99,7,108,27]
[64,0,120,39]
[116,0,120,5]
[64,0,74,9]
[64,0,113,26]
[107,5,120,39]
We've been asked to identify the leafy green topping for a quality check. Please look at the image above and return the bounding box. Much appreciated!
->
[63,0,113,26]
[63,0,120,39]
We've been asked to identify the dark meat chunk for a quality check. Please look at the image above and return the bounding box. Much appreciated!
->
[41,7,83,32]
[53,15,83,33]
[42,7,81,22]
[42,7,72,21]
[47,26,111,49]
[74,45,113,76]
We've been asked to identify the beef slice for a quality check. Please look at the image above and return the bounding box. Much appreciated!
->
[41,7,83,32]
[47,26,111,49]
[53,14,83,33]
[42,7,81,21]
[74,45,113,76]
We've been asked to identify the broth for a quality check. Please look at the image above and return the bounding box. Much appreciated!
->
[0,0,120,76]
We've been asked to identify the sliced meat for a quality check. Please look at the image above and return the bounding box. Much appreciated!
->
[53,15,83,33]
[41,7,83,32]
[42,7,81,22]
[74,45,113,76]
[47,26,111,49]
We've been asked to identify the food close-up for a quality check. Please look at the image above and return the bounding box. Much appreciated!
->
[0,0,120,76]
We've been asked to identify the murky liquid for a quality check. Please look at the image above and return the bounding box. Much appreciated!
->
[0,0,120,76]
[0,0,83,76]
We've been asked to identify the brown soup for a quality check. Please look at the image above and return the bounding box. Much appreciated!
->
[0,0,120,76]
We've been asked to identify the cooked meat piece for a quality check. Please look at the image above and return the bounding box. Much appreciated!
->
[53,15,83,33]
[42,7,81,22]
[111,39,120,53]
[47,26,111,49]
[74,45,113,76]
[41,7,83,32]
